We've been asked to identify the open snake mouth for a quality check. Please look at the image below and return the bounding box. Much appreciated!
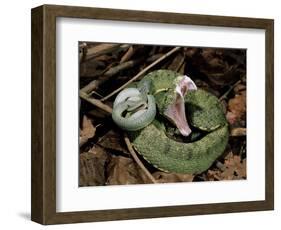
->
[164,76,197,136]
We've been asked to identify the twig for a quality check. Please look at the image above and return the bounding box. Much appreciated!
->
[80,64,115,94]
[81,56,117,79]
[124,135,157,184]
[80,80,100,94]
[146,53,163,62]
[167,52,185,72]
[178,62,186,75]
[89,91,103,98]
[101,47,181,101]
[219,80,241,101]
[80,91,113,114]
[80,59,143,94]
[102,59,142,77]
[84,44,129,62]
[120,46,135,63]
[175,54,186,72]
[80,65,109,78]
[81,59,142,78]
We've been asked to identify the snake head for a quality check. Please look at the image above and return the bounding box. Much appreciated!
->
[163,75,197,136]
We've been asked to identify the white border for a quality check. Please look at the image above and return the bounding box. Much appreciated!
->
[56,17,265,212]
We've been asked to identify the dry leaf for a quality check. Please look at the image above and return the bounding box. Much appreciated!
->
[230,127,247,136]
[187,48,245,86]
[106,156,149,185]
[207,152,246,181]
[79,44,247,186]
[153,172,194,183]
[226,91,246,125]
[223,153,246,180]
[183,47,198,58]
[98,130,129,155]
[234,84,246,94]
[80,115,96,146]
[79,145,108,186]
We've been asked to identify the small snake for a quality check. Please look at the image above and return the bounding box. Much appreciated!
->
[112,88,156,131]
[112,70,229,174]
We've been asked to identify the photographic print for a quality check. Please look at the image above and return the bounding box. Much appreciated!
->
[79,43,246,186]
[31,5,273,224]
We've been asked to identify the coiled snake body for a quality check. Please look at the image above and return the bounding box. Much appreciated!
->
[112,70,229,174]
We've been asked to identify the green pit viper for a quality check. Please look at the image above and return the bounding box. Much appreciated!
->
[112,70,229,174]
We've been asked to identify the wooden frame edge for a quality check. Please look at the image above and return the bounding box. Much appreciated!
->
[265,19,274,211]
[31,4,274,225]
[31,5,57,224]
[31,5,44,224]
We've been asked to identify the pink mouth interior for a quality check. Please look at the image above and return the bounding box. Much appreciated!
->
[164,76,197,136]
[164,95,191,136]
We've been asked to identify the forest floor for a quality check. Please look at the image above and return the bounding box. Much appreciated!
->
[79,43,246,186]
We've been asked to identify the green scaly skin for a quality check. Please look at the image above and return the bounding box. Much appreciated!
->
[129,89,229,174]
[113,70,229,174]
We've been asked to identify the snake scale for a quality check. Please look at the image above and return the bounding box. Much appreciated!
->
[112,70,229,174]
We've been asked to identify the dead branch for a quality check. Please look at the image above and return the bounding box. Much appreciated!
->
[80,58,143,94]
[120,46,135,63]
[81,58,142,78]
[80,91,112,114]
[124,135,157,184]
[219,80,241,101]
[80,80,100,94]
[175,55,186,72]
[84,44,129,62]
[102,59,142,77]
[178,62,186,75]
[146,53,163,62]
[101,46,181,101]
